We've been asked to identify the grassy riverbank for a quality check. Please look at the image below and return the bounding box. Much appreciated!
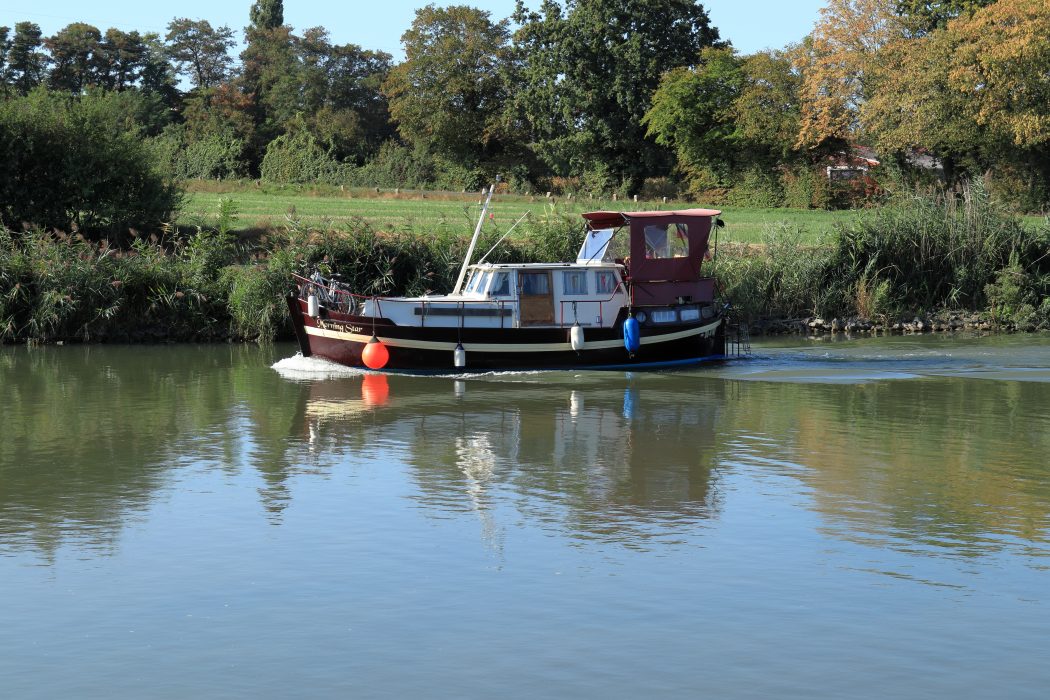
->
[2,184,1049,344]
[179,180,861,244]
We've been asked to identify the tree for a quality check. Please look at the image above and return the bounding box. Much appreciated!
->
[165,18,235,90]
[137,33,182,124]
[7,22,47,95]
[643,47,743,182]
[860,27,983,182]
[45,23,102,94]
[296,28,394,161]
[948,0,1050,150]
[510,0,724,191]
[383,5,510,164]
[894,0,996,35]
[795,0,906,150]
[0,26,10,91]
[240,1,298,165]
[95,29,149,91]
[735,48,804,165]
[250,0,285,32]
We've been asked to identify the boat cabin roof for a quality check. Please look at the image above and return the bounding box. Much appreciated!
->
[581,209,722,230]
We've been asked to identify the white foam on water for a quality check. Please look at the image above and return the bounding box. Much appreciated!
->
[271,353,365,380]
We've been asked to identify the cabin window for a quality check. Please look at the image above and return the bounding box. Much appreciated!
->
[644,224,689,259]
[596,270,619,295]
[562,270,589,296]
[521,272,550,295]
[650,309,678,323]
[490,272,511,297]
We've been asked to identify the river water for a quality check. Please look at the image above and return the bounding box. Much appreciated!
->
[2,335,1049,698]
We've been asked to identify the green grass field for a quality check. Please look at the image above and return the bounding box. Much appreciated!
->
[180,183,1047,243]
[179,185,861,243]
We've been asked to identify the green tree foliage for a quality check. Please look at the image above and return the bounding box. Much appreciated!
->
[250,0,285,32]
[510,0,724,191]
[0,89,181,236]
[7,22,47,94]
[95,29,150,91]
[165,18,235,89]
[240,22,298,162]
[0,26,10,91]
[45,23,103,94]
[645,46,805,196]
[644,47,743,182]
[296,27,394,162]
[895,0,996,34]
[735,48,804,165]
[138,33,179,98]
[383,5,510,166]
[861,27,981,183]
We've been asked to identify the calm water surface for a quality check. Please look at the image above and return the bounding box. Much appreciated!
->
[2,334,1050,698]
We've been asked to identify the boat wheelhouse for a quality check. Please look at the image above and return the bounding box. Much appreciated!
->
[287,191,739,372]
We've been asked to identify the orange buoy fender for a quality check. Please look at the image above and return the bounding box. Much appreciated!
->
[361,336,390,369]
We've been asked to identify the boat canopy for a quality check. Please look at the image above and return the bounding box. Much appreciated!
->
[581,209,722,231]
[581,208,722,304]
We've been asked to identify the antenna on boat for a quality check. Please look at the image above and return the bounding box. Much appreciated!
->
[452,175,499,295]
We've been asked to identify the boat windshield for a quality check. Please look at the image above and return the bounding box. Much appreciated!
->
[465,271,489,294]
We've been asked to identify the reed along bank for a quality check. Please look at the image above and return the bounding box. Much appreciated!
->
[2,185,1049,345]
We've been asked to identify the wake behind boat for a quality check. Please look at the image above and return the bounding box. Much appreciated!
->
[286,184,748,372]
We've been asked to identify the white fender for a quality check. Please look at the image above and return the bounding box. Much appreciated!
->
[570,323,585,352]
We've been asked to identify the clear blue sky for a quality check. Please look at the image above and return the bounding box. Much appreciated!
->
[4,1,825,58]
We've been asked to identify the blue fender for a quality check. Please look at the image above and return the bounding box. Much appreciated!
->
[623,317,641,354]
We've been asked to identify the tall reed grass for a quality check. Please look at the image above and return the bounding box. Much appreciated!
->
[717,182,1050,327]
[2,184,1047,343]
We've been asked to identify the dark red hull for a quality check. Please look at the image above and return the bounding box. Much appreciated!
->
[288,297,727,372]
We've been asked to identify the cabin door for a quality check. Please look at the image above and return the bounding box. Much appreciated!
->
[519,271,554,326]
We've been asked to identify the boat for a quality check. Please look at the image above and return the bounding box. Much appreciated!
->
[286,184,745,372]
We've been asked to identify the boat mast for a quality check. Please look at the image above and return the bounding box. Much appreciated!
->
[452,176,499,295]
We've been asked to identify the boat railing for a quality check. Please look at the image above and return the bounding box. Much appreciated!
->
[293,273,372,315]
[725,313,752,357]
[557,282,627,328]
[418,299,513,329]
[293,273,514,324]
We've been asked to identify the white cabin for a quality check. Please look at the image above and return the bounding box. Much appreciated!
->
[361,261,628,329]
[359,229,629,329]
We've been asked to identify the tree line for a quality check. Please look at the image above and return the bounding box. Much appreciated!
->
[2,0,1048,235]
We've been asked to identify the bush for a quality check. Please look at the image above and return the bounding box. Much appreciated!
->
[154,126,248,181]
[726,168,784,208]
[715,223,834,320]
[780,167,830,209]
[344,141,435,189]
[261,130,340,184]
[0,89,182,237]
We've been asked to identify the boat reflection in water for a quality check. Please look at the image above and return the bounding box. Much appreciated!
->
[292,369,729,548]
